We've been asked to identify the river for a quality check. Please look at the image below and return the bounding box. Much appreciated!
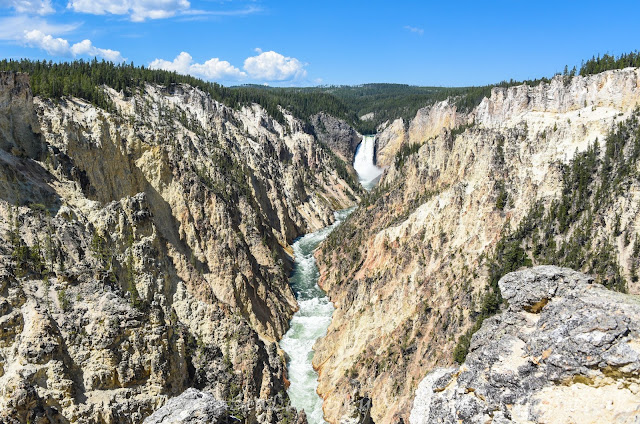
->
[280,135,381,423]
[279,207,354,423]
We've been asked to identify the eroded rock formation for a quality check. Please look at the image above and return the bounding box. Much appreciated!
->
[410,266,640,424]
[315,68,640,423]
[0,73,358,423]
[310,112,362,164]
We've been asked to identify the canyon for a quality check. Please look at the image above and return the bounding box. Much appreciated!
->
[314,68,640,423]
[0,72,359,423]
[1,64,640,424]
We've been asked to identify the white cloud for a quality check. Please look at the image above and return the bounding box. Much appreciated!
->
[404,25,424,35]
[149,51,192,73]
[0,13,124,62]
[70,38,95,55]
[192,58,246,80]
[0,0,54,15]
[22,29,125,62]
[243,50,307,81]
[70,39,125,62]
[0,15,77,40]
[149,52,246,80]
[67,0,129,15]
[179,5,261,20]
[67,0,191,21]
[149,50,309,83]
[24,30,70,56]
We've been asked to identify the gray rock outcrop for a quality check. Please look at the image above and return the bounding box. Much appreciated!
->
[410,266,640,424]
[143,389,227,424]
[310,112,361,163]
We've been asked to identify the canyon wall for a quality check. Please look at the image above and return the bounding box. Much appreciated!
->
[315,68,640,423]
[310,112,362,165]
[0,73,358,423]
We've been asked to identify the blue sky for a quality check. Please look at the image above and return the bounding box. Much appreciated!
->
[1,0,639,87]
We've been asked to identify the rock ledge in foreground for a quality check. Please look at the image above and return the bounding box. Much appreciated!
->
[410,265,640,424]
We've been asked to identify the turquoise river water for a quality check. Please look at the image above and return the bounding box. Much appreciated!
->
[281,134,381,423]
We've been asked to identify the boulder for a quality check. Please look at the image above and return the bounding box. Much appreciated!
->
[410,266,640,424]
[143,389,227,424]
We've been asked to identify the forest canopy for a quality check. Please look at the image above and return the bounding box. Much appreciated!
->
[0,58,528,133]
[1,51,637,134]
[579,51,640,76]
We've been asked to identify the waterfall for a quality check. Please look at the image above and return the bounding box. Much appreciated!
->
[353,135,383,191]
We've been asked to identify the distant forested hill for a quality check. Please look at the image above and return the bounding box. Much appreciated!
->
[247,80,549,133]
[2,51,636,136]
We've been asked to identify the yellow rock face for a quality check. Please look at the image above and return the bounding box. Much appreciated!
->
[315,68,640,423]
[0,75,359,422]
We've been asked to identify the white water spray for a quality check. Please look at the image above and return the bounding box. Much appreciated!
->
[353,135,383,191]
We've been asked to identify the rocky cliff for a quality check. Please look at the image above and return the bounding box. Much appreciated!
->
[410,266,640,424]
[315,68,640,423]
[375,99,461,168]
[310,112,362,164]
[0,72,358,423]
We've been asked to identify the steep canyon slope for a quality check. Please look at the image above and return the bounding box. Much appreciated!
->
[0,72,359,423]
[315,68,640,423]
